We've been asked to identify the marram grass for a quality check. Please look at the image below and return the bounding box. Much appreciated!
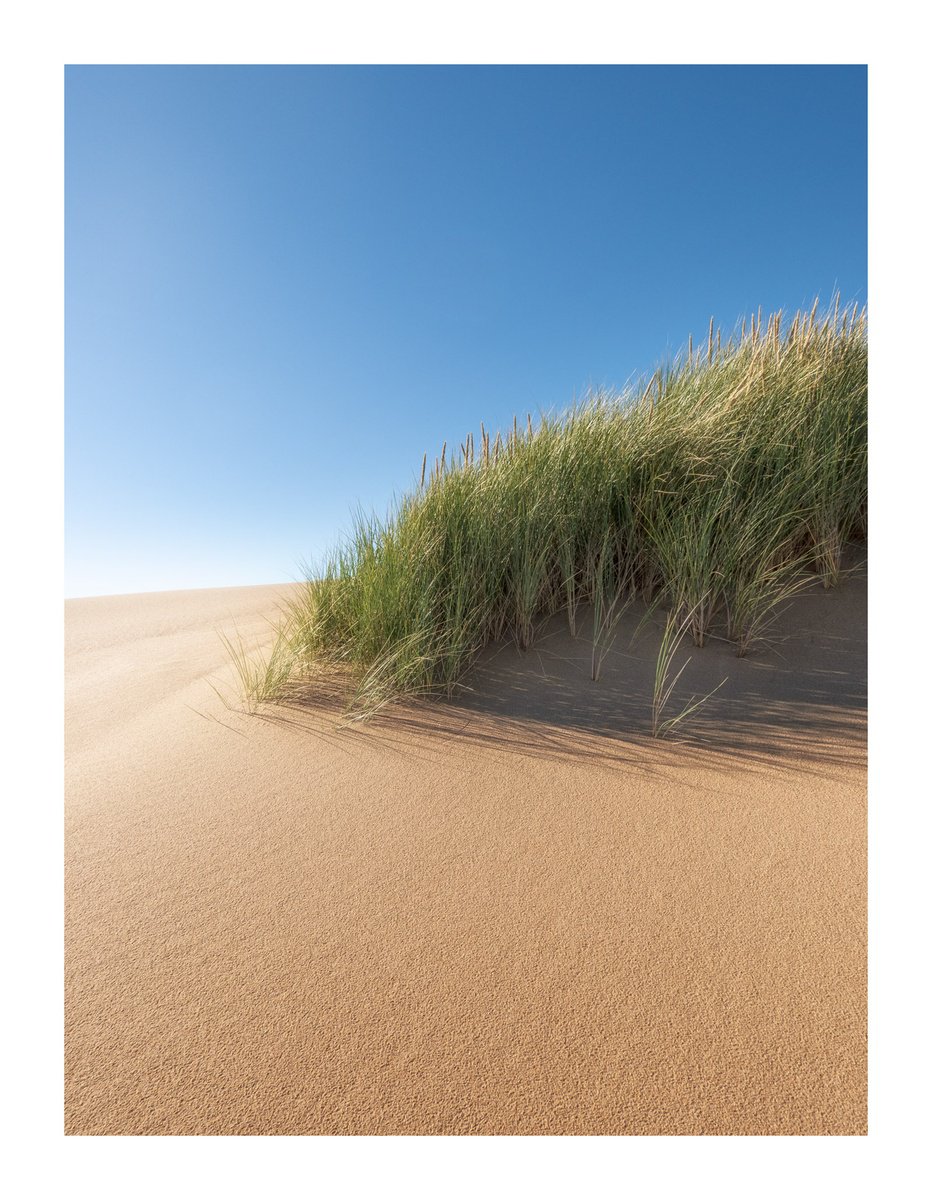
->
[238,298,866,722]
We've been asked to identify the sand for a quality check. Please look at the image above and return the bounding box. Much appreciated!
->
[65,569,866,1136]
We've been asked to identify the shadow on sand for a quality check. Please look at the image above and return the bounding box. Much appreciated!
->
[250,553,866,782]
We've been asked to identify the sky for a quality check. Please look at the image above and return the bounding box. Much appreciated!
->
[65,65,867,597]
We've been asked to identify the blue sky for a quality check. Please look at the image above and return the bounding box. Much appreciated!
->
[65,65,866,596]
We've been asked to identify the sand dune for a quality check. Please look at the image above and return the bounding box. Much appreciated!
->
[65,572,866,1135]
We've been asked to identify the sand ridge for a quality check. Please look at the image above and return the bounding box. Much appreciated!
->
[65,574,866,1135]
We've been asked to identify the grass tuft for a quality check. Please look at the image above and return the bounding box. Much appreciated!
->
[649,604,728,739]
[230,296,866,723]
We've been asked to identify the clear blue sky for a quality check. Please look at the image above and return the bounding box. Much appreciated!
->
[65,65,866,597]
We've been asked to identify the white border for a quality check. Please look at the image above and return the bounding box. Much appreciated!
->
[3,2,924,1196]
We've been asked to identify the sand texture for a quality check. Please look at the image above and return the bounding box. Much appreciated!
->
[65,568,866,1135]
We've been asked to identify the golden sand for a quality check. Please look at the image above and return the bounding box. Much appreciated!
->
[65,572,866,1135]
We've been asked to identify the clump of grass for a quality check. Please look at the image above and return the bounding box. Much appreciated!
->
[217,619,304,713]
[588,530,634,681]
[233,296,866,720]
[650,604,728,739]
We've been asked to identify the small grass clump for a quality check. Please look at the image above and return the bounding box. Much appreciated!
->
[241,297,866,722]
[649,603,729,739]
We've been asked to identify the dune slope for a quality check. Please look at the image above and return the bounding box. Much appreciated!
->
[65,574,866,1135]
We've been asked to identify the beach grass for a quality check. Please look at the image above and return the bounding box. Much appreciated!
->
[238,297,867,720]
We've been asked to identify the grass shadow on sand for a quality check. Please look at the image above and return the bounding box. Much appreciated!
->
[245,555,865,784]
